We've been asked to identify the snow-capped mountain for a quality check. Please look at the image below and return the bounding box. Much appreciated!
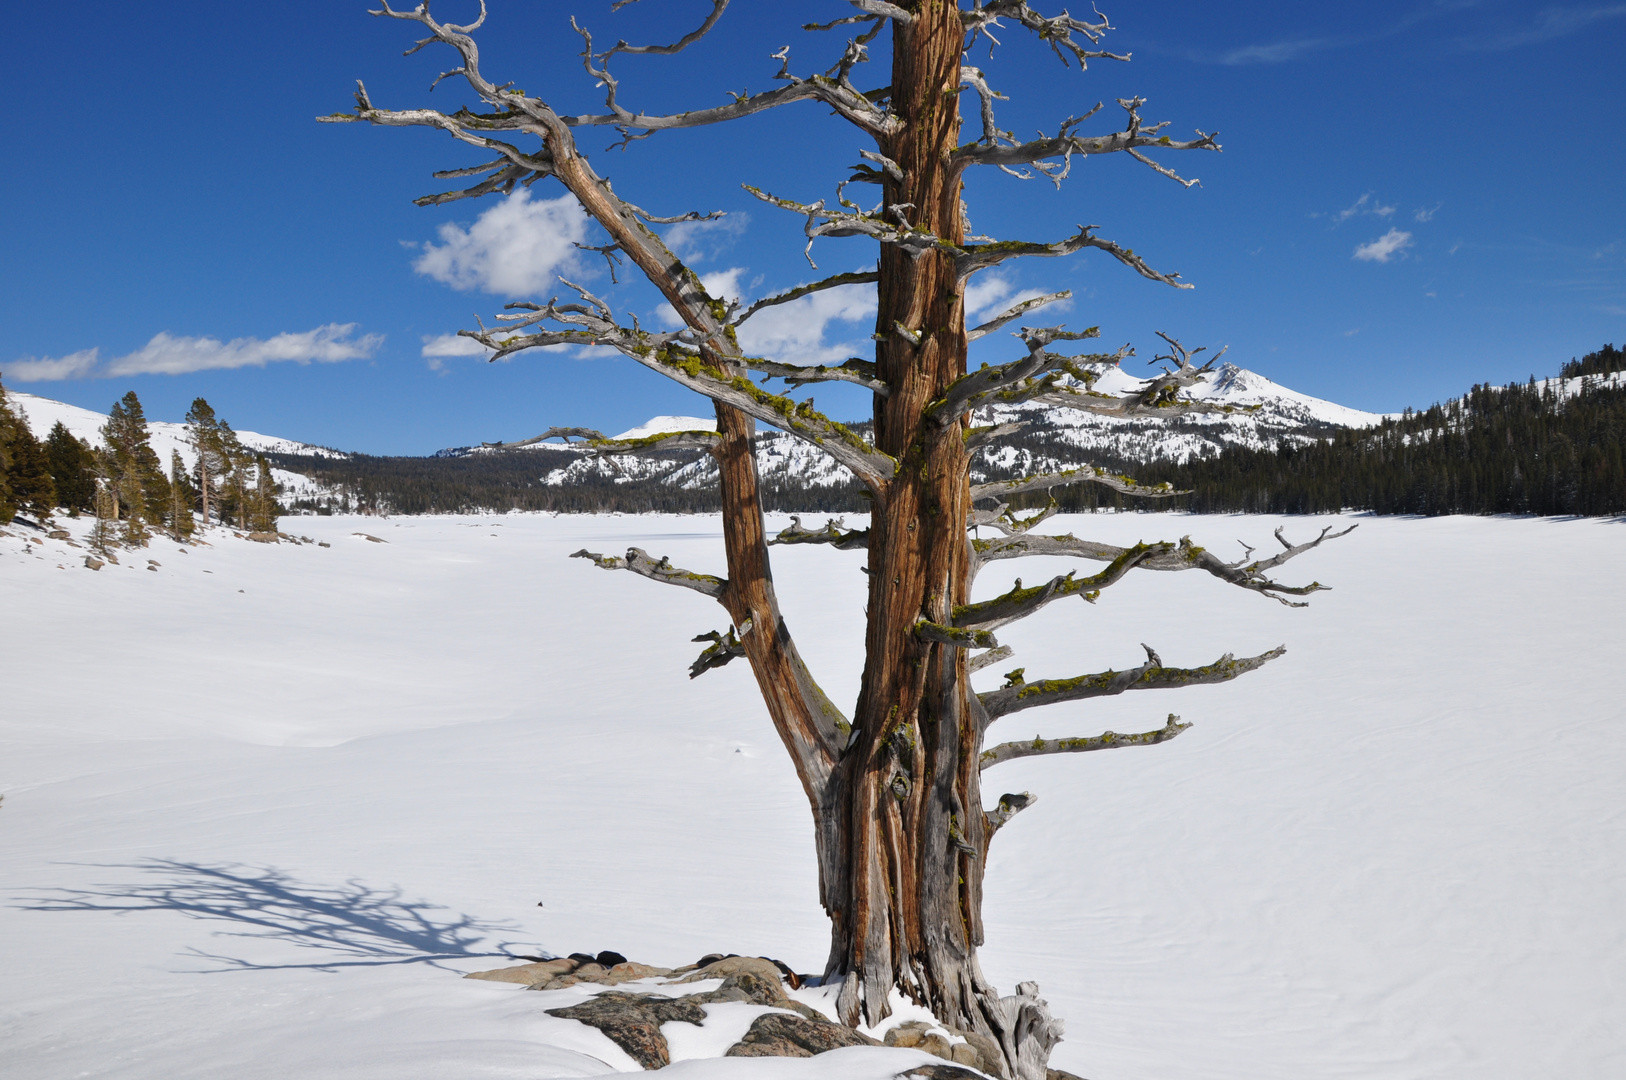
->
[520,362,1386,495]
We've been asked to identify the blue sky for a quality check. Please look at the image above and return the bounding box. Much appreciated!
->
[2,1,1622,454]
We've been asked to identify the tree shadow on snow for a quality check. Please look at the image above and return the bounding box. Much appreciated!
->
[14,859,538,973]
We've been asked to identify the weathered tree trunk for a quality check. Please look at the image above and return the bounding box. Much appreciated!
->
[816,5,1032,1068]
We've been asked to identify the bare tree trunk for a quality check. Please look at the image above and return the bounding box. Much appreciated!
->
[821,4,1023,1065]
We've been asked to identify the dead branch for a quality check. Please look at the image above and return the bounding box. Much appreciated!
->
[962,2,1125,69]
[747,358,889,395]
[732,270,880,327]
[482,426,605,449]
[969,644,1015,674]
[955,96,1218,190]
[980,714,1191,770]
[979,645,1284,722]
[927,330,1116,424]
[557,6,897,138]
[690,627,747,678]
[953,542,1170,631]
[914,621,1002,650]
[571,546,726,599]
[970,465,1182,501]
[462,283,897,488]
[972,526,1354,606]
[956,224,1190,287]
[966,291,1071,341]
[984,790,1037,834]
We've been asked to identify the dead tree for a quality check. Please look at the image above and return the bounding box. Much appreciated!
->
[328,4,1350,1077]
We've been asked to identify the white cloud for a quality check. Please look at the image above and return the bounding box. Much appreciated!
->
[1354,228,1415,263]
[6,348,101,382]
[662,214,749,263]
[413,191,590,298]
[736,282,877,367]
[1415,203,1443,222]
[699,268,748,306]
[422,332,494,372]
[7,325,382,382]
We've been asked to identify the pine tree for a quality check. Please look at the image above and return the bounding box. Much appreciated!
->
[169,450,196,541]
[251,454,279,533]
[218,422,250,528]
[44,421,97,515]
[101,391,169,543]
[185,397,228,528]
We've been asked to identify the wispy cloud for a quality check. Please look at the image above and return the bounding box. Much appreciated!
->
[7,325,382,382]
[1354,228,1415,263]
[1414,203,1443,222]
[1328,193,1398,226]
[413,191,590,299]
[662,214,749,263]
[1216,37,1335,65]
[421,332,493,372]
[1458,3,1626,50]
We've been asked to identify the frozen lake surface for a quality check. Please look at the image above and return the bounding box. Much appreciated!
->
[2,511,1622,1079]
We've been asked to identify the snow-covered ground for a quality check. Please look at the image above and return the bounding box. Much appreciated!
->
[2,511,1623,1080]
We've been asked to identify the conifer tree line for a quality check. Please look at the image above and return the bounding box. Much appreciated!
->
[0,374,280,539]
[1125,344,1626,517]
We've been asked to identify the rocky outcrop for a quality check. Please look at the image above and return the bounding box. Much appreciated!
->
[724,1012,878,1057]
[545,991,706,1069]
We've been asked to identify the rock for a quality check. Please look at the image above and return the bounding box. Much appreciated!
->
[951,1042,981,1067]
[353,532,387,543]
[673,955,787,986]
[724,1012,879,1059]
[318,541,331,548]
[948,1028,1005,1076]
[1046,1070,1090,1080]
[886,1022,931,1049]
[146,565,158,572]
[246,531,280,543]
[896,1065,987,1080]
[545,991,706,1070]
[567,952,599,966]
[48,530,70,540]
[605,961,672,982]
[463,957,578,985]
[83,556,103,571]
[596,950,629,967]
[104,551,119,565]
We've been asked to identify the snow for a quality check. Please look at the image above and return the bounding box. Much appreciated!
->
[2,511,1624,1080]
[612,416,719,441]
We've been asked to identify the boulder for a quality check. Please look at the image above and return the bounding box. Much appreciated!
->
[724,1012,879,1059]
[48,529,70,540]
[596,950,629,967]
[672,955,787,986]
[83,556,103,571]
[463,957,578,985]
[544,991,707,1070]
[896,1066,987,1080]
[246,531,279,543]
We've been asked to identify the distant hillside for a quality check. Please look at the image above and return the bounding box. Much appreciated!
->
[326,361,1378,515]
[1133,345,1626,517]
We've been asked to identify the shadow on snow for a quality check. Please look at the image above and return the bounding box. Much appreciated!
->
[12,858,538,973]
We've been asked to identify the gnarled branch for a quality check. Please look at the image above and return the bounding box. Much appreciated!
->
[970,465,1181,502]
[973,527,1355,606]
[770,516,871,550]
[984,790,1037,834]
[966,291,1071,341]
[979,646,1284,722]
[953,542,1169,631]
[571,546,726,599]
[980,715,1191,771]
[690,627,747,678]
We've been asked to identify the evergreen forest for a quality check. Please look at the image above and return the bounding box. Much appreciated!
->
[0,375,281,543]
[1128,344,1626,517]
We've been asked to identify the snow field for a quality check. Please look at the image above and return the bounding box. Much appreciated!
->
[1,511,1623,1080]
